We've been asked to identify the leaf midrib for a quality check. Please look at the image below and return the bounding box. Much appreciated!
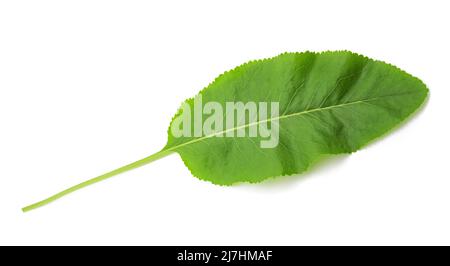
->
[165,92,414,152]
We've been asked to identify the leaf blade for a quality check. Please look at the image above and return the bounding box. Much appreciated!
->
[165,51,428,184]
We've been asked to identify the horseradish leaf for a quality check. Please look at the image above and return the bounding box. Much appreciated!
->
[22,51,428,211]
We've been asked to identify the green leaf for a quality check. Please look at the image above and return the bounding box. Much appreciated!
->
[22,51,428,211]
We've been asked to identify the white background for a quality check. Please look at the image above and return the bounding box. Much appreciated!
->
[1,0,449,245]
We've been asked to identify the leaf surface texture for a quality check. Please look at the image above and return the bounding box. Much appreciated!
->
[164,51,428,184]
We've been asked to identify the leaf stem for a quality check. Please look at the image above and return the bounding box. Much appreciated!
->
[22,150,173,212]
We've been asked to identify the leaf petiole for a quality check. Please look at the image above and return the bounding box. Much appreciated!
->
[22,150,173,212]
